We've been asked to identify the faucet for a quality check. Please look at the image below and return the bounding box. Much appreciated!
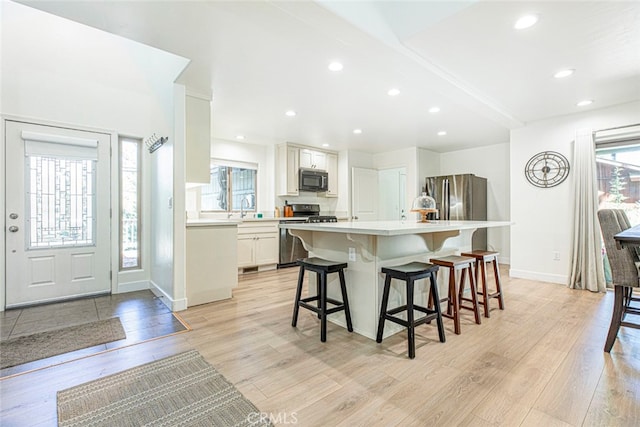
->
[240,197,250,218]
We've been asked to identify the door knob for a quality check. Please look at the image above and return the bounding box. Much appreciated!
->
[8,226,19,232]
[9,213,18,219]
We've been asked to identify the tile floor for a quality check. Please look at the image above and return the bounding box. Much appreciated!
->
[0,290,188,376]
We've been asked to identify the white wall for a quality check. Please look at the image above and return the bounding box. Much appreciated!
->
[510,101,640,283]
[0,2,189,308]
[440,143,511,263]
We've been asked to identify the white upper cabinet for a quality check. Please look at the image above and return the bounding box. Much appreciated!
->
[276,143,299,196]
[300,148,326,170]
[185,93,211,184]
[277,143,339,197]
[325,153,338,198]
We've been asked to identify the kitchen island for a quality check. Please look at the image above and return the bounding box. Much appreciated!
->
[280,220,511,339]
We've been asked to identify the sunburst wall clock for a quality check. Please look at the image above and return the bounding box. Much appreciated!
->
[524,151,570,188]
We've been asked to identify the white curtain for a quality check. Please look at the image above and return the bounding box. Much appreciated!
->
[568,128,606,292]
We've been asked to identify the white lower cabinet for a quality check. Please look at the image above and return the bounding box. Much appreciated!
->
[237,221,279,272]
[186,223,238,306]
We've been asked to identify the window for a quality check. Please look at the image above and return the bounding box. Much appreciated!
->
[595,124,640,287]
[201,160,257,212]
[120,137,141,270]
[27,156,96,248]
[596,129,640,224]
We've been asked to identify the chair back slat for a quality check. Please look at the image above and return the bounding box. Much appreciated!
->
[598,209,639,287]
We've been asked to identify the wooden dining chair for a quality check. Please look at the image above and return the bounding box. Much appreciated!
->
[597,209,640,352]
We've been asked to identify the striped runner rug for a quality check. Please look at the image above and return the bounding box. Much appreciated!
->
[57,350,273,427]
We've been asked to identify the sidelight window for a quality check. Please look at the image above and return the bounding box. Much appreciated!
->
[120,137,141,270]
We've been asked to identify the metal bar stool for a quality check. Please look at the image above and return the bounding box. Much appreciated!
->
[292,257,353,342]
[376,262,445,359]
[429,255,481,335]
[461,250,504,318]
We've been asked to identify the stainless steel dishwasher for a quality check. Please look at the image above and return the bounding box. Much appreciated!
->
[278,203,320,268]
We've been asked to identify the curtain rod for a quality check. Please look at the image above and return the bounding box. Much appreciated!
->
[593,123,640,134]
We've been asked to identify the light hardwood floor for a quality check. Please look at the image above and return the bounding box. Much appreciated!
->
[1,266,638,426]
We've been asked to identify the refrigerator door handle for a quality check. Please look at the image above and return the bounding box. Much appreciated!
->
[443,178,450,220]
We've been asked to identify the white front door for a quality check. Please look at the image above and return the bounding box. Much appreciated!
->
[5,120,111,307]
[351,167,378,221]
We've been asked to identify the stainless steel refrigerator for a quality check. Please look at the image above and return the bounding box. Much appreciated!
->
[425,174,487,250]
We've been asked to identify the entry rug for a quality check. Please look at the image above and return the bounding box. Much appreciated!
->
[57,350,274,427]
[0,317,125,369]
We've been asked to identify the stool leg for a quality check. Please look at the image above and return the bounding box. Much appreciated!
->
[316,271,322,319]
[319,273,327,342]
[292,266,305,327]
[492,258,505,310]
[467,263,481,325]
[449,268,460,335]
[407,278,416,359]
[338,269,353,332]
[480,259,490,318]
[430,271,446,343]
[376,274,392,343]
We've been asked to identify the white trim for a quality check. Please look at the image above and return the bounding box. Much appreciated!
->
[21,130,98,147]
[509,268,567,285]
[116,279,149,294]
[211,157,258,170]
[150,279,187,311]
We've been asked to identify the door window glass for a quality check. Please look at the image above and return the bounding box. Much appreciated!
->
[27,156,96,248]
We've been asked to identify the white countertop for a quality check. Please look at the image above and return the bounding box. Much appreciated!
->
[280,220,512,236]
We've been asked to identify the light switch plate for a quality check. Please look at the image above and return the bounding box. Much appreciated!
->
[348,247,356,261]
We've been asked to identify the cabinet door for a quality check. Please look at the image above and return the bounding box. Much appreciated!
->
[299,149,314,169]
[286,146,299,194]
[185,95,211,184]
[326,153,338,197]
[313,151,327,170]
[237,234,255,267]
[255,233,279,265]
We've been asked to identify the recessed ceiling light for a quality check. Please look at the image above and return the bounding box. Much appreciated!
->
[285,110,297,117]
[388,88,400,97]
[514,14,538,30]
[428,107,440,113]
[554,69,575,79]
[353,129,362,134]
[322,143,330,147]
[438,131,447,136]
[328,61,343,72]
[577,99,593,107]
[236,135,245,140]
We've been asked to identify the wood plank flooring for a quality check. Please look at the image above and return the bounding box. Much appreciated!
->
[1,266,638,426]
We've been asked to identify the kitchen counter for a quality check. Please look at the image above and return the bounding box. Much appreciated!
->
[281,219,511,340]
[280,219,511,236]
[186,218,240,227]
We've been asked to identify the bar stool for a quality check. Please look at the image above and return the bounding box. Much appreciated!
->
[461,250,504,317]
[376,262,445,359]
[429,255,481,335]
[292,257,353,342]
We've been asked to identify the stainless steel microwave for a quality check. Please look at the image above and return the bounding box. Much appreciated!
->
[299,168,328,192]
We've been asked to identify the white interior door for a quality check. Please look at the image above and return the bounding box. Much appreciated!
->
[351,167,378,221]
[378,167,407,220]
[5,120,111,307]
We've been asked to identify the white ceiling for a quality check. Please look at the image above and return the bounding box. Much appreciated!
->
[17,0,640,153]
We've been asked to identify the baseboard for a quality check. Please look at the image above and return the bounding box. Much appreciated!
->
[115,280,150,294]
[509,268,567,285]
[149,280,188,312]
[498,256,510,266]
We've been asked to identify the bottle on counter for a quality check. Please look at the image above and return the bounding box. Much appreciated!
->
[275,207,280,217]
